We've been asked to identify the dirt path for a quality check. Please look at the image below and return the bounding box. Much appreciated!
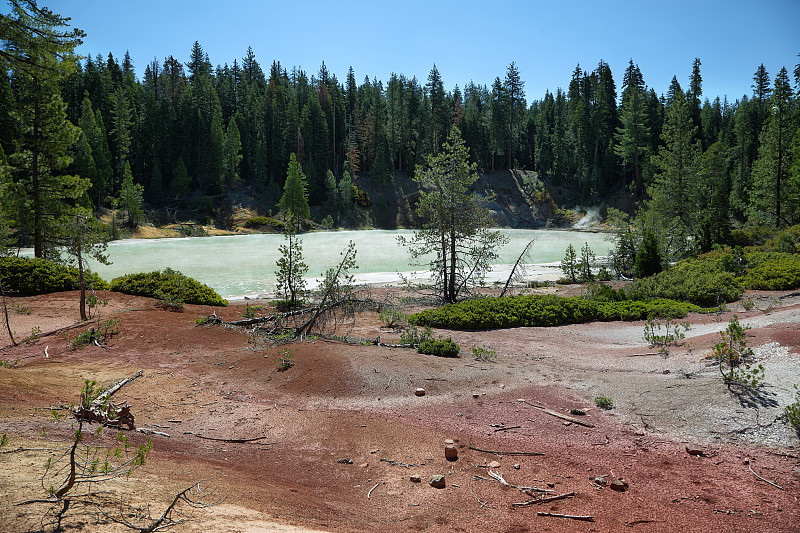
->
[0,290,798,532]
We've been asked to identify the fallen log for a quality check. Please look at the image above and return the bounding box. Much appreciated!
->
[518,399,595,428]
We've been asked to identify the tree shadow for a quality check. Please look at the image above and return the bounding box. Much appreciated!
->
[728,383,779,409]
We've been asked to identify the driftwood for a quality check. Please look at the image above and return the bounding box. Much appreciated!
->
[518,399,596,428]
[537,512,594,522]
[625,352,661,357]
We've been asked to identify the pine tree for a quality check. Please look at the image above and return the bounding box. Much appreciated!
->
[222,116,242,184]
[3,1,87,258]
[615,85,649,196]
[277,153,310,230]
[749,67,796,226]
[119,161,144,227]
[504,61,525,169]
[648,88,702,259]
[399,125,507,302]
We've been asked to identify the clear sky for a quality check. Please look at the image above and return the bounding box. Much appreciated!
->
[36,0,800,103]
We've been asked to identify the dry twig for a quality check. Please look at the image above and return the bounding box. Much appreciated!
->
[537,511,594,522]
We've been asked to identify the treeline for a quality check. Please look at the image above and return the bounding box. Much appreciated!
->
[1,1,799,259]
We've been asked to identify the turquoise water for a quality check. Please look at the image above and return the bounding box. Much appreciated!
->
[71,229,612,299]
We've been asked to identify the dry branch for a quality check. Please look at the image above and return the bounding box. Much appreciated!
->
[537,511,594,522]
[183,432,275,444]
[518,399,595,428]
[468,446,544,456]
[748,462,783,490]
[512,491,576,509]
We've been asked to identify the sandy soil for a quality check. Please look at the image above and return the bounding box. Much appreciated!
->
[0,288,799,532]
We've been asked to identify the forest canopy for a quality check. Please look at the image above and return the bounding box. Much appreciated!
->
[1,1,799,259]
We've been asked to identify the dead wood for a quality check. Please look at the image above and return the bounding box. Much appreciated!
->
[367,481,381,500]
[512,491,576,508]
[500,239,535,298]
[70,370,143,430]
[537,511,594,522]
[493,425,522,432]
[183,431,274,444]
[625,352,661,357]
[518,399,596,428]
[486,470,554,494]
[748,462,784,490]
[468,446,544,456]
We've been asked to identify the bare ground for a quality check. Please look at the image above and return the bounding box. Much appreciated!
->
[0,288,799,532]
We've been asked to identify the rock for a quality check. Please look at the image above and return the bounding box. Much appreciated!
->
[590,475,608,486]
[610,478,629,492]
[414,388,426,397]
[547,482,556,488]
[792,467,800,480]
[444,445,458,461]
[429,474,446,488]
[570,408,586,416]
[487,460,501,469]
[513,463,520,470]
[472,393,480,399]
[410,475,422,483]
[359,463,368,468]
[685,445,705,456]
[444,439,455,445]
[337,458,353,464]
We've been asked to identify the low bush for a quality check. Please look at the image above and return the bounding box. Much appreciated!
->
[0,257,108,295]
[110,268,227,307]
[418,338,460,358]
[628,259,742,306]
[409,294,705,331]
[739,252,800,291]
[242,216,284,231]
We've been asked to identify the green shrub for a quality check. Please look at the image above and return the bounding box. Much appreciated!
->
[110,268,227,307]
[409,294,704,331]
[0,257,108,295]
[786,385,800,430]
[242,216,284,231]
[739,253,800,291]
[628,259,742,306]
[472,345,496,361]
[595,396,613,409]
[378,308,406,329]
[418,338,460,358]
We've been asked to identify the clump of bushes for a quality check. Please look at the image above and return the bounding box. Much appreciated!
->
[739,252,800,291]
[628,259,743,307]
[418,337,460,358]
[409,294,706,331]
[241,216,285,231]
[110,268,227,307]
[0,257,108,295]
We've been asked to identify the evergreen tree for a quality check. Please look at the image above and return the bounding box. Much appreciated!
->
[615,84,649,196]
[560,243,578,283]
[79,95,111,206]
[504,61,525,169]
[749,67,797,226]
[2,1,87,258]
[398,125,507,303]
[118,161,144,227]
[222,115,242,183]
[648,88,701,258]
[277,152,310,229]
[634,227,662,278]
[275,153,309,307]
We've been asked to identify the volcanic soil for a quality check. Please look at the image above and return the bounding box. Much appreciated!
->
[1,288,799,532]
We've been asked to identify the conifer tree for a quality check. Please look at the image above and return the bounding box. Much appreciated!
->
[399,125,506,303]
[2,0,87,258]
[749,67,797,226]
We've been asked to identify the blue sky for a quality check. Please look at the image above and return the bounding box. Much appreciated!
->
[38,0,800,103]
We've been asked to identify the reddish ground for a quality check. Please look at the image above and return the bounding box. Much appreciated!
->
[0,289,798,532]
